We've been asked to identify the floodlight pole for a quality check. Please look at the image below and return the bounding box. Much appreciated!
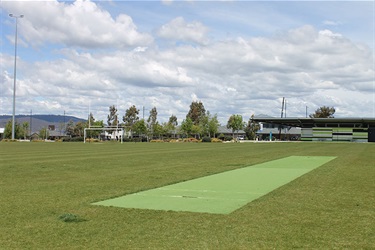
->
[9,14,24,140]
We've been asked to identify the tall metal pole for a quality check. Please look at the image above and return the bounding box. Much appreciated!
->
[9,14,24,140]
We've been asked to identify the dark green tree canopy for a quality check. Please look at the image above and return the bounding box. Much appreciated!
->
[310,106,335,118]
[168,115,178,127]
[107,105,118,127]
[186,101,206,125]
[123,105,140,128]
[147,107,158,126]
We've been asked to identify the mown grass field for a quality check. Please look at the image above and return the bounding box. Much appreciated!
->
[0,141,374,249]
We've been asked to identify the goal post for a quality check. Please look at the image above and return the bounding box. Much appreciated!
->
[84,127,124,144]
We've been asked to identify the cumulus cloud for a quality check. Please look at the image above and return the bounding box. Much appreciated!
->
[2,0,153,48]
[1,1,373,123]
[157,17,209,45]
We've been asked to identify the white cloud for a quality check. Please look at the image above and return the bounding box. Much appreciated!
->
[1,1,373,123]
[323,20,342,26]
[2,0,153,48]
[157,17,209,45]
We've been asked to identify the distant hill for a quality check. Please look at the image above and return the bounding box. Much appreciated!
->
[0,115,86,134]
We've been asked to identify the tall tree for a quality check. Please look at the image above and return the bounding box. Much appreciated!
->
[244,114,260,140]
[199,113,209,137]
[65,120,75,137]
[107,105,118,127]
[22,122,29,140]
[74,121,86,137]
[147,107,158,125]
[39,127,49,140]
[168,115,178,127]
[165,115,178,138]
[227,114,244,139]
[123,105,140,138]
[208,113,220,138]
[186,101,206,125]
[198,111,219,138]
[310,106,336,118]
[147,107,158,139]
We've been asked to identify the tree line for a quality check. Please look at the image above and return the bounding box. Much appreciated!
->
[100,101,260,140]
[2,104,335,140]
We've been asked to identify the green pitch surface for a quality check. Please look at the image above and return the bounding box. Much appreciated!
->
[93,156,336,214]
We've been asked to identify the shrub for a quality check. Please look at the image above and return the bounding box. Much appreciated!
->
[201,137,211,143]
[183,138,199,143]
[63,137,84,142]
[169,139,182,143]
[218,133,225,140]
[150,139,164,143]
[224,136,233,141]
[211,138,223,143]
[123,137,131,142]
[85,138,100,143]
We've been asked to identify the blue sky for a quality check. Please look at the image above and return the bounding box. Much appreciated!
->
[1,0,374,124]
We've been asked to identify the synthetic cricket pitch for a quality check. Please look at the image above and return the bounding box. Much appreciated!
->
[93,156,336,214]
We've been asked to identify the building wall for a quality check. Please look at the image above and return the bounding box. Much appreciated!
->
[301,127,368,142]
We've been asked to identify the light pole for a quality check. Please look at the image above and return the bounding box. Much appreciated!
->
[9,14,24,140]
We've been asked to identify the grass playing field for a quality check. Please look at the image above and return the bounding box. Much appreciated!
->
[0,141,374,249]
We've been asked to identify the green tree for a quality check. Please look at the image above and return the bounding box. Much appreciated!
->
[133,119,147,139]
[199,113,209,137]
[227,114,244,139]
[123,105,140,138]
[166,115,178,138]
[310,106,336,118]
[21,122,29,140]
[153,122,164,139]
[244,114,260,140]
[107,105,118,127]
[208,113,220,138]
[3,120,22,139]
[74,121,86,137]
[147,107,158,139]
[168,115,178,127]
[39,127,49,140]
[86,113,103,138]
[65,120,75,137]
[186,101,206,125]
[180,117,193,137]
[191,124,201,138]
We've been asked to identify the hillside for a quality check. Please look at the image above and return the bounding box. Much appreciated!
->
[0,115,86,134]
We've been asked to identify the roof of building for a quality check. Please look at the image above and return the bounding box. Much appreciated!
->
[252,117,375,128]
[217,125,245,134]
